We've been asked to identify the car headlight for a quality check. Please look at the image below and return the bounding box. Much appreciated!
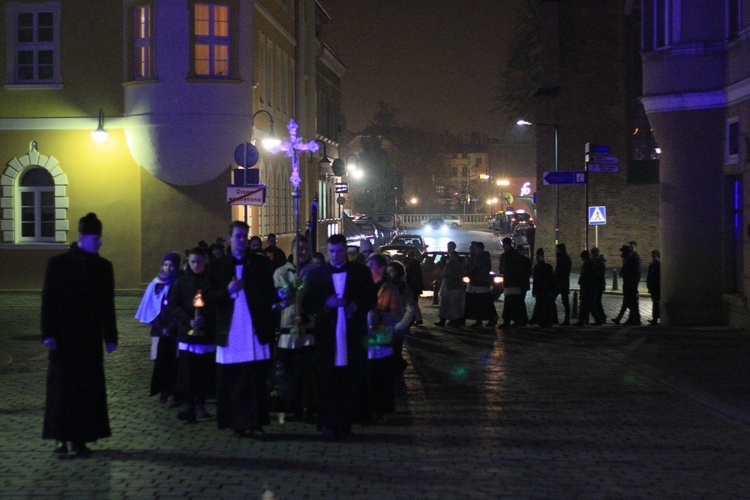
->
[440,224,448,232]
[462,276,470,284]
[493,276,503,284]
[425,225,432,232]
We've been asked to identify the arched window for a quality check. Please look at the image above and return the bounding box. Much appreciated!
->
[2,143,69,245]
[19,167,55,241]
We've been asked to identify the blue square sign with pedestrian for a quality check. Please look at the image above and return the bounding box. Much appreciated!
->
[589,206,606,225]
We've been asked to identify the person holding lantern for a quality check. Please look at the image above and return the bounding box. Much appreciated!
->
[169,247,215,423]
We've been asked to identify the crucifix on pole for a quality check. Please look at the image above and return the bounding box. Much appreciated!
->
[268,119,320,339]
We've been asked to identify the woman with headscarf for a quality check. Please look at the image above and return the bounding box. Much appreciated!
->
[136,252,182,403]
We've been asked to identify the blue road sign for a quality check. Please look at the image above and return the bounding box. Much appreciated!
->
[543,171,587,185]
[589,206,607,225]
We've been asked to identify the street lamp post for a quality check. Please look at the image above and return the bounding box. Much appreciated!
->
[517,119,559,244]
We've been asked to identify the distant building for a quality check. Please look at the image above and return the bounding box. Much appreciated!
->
[0,0,341,292]
[530,1,659,275]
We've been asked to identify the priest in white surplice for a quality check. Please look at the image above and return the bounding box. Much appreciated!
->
[204,221,276,439]
[301,234,376,439]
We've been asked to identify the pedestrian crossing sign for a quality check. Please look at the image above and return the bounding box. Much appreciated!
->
[588,206,606,225]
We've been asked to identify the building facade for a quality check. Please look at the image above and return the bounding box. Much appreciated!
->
[640,0,750,326]
[530,1,659,286]
[0,0,339,292]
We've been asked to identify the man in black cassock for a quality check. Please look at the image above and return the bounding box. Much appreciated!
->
[42,213,118,458]
[301,234,376,439]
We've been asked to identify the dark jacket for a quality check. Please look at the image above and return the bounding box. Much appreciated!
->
[553,252,572,292]
[301,261,376,367]
[532,261,555,297]
[41,243,118,362]
[647,259,660,297]
[203,251,276,347]
[467,251,492,287]
[620,254,641,295]
[169,268,213,344]
[499,247,531,289]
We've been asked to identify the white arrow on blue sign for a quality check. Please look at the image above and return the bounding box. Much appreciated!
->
[543,171,587,185]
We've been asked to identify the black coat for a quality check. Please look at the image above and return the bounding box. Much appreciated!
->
[302,261,376,368]
[203,252,276,347]
[169,268,213,344]
[41,243,118,361]
[553,252,572,292]
[41,243,118,442]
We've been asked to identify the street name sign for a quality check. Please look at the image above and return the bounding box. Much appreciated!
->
[587,163,620,173]
[587,155,619,164]
[543,171,587,185]
[589,206,607,225]
[335,182,349,193]
[226,185,267,205]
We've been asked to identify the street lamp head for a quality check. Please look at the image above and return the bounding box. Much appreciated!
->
[253,109,281,150]
[91,108,109,143]
[352,169,364,180]
[517,119,532,126]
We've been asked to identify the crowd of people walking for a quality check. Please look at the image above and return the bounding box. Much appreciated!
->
[40,212,661,458]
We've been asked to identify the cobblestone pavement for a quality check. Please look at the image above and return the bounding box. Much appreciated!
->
[2,290,750,498]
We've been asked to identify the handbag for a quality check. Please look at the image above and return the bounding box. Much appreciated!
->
[367,324,394,347]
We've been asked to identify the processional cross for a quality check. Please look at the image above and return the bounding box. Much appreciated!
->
[268,119,320,340]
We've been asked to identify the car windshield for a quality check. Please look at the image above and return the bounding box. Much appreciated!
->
[391,236,424,248]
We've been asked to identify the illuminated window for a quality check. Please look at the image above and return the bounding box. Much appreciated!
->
[5,2,61,85]
[194,3,230,77]
[134,5,152,79]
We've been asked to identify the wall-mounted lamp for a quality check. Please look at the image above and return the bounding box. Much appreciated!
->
[91,108,109,143]
[316,140,332,169]
[252,109,281,150]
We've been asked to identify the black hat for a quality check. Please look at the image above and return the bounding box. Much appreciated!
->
[78,213,102,236]
[163,252,182,266]
[619,245,630,253]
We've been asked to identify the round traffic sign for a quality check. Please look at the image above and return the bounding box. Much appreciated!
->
[337,196,346,206]
[234,142,260,168]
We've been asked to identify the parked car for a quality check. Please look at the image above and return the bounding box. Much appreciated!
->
[420,251,504,299]
[491,210,534,232]
[377,244,417,262]
[421,214,463,228]
[383,234,428,255]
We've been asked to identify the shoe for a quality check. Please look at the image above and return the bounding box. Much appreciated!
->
[612,317,621,325]
[195,404,211,419]
[234,429,249,438]
[470,321,482,328]
[574,322,585,326]
[648,319,659,325]
[486,317,498,327]
[626,319,641,325]
[177,408,197,423]
[68,442,91,458]
[593,321,603,326]
[249,428,267,440]
[434,320,446,327]
[415,320,423,326]
[320,427,336,440]
[53,441,68,455]
[447,320,461,327]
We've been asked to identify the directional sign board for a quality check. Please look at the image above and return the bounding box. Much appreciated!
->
[226,185,266,205]
[335,182,349,193]
[588,155,619,164]
[587,163,619,173]
[543,171,587,185]
[588,206,606,225]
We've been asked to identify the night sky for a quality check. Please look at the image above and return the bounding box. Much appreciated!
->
[321,0,520,136]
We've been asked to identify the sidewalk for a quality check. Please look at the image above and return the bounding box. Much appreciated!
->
[2,292,750,497]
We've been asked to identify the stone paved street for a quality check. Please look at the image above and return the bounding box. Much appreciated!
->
[2,290,750,498]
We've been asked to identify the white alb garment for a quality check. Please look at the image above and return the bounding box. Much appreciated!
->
[331,270,348,366]
[216,264,271,364]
